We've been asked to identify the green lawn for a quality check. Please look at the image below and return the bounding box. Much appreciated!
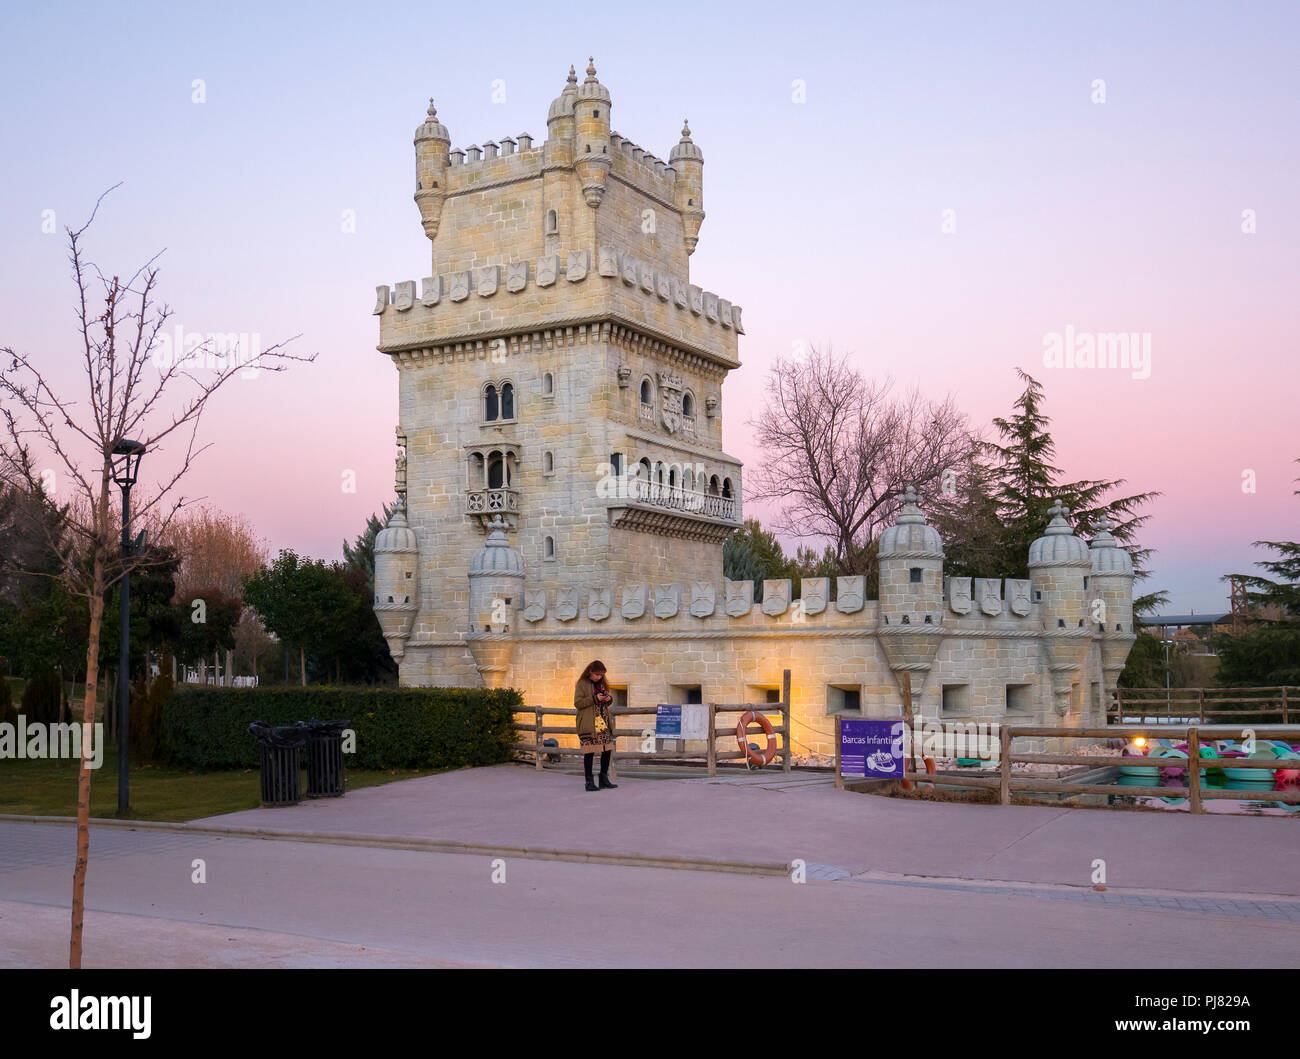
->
[0,751,451,823]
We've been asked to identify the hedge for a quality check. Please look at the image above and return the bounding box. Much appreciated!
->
[162,685,522,770]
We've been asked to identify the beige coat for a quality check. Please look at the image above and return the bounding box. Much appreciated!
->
[574,676,615,751]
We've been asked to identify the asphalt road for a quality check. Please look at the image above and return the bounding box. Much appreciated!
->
[2,820,1296,967]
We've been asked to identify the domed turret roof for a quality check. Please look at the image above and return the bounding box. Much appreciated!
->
[1028,500,1090,566]
[878,486,943,558]
[414,98,449,143]
[669,119,703,163]
[375,500,418,553]
[469,517,525,576]
[574,57,611,104]
[1088,513,1134,574]
[547,65,578,122]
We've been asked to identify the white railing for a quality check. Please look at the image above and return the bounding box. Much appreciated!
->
[630,479,736,520]
[682,415,696,439]
[639,401,655,423]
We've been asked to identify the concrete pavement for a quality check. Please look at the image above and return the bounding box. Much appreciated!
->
[191,763,1300,897]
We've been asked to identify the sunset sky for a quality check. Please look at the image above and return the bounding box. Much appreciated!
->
[2,0,1296,613]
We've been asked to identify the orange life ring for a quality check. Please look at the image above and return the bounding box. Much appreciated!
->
[736,711,778,766]
[901,757,937,791]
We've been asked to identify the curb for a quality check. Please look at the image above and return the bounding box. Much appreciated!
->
[0,814,790,878]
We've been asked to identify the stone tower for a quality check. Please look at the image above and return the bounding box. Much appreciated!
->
[1087,513,1137,692]
[1028,501,1093,716]
[372,61,746,685]
[876,486,946,693]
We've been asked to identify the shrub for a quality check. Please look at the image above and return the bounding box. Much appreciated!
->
[162,685,522,770]
[0,679,15,726]
[20,668,63,724]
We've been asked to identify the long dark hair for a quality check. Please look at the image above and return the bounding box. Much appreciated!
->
[580,659,607,684]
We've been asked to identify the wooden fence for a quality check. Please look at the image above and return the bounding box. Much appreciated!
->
[1110,686,1297,724]
[511,670,792,777]
[890,724,1300,811]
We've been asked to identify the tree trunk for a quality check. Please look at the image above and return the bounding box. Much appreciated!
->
[300,645,306,687]
[226,648,234,687]
[70,554,106,969]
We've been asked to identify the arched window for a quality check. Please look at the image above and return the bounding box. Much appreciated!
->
[500,382,515,420]
[544,536,555,559]
[487,450,508,489]
[469,452,486,487]
[484,384,499,422]
[542,372,554,396]
[640,378,653,404]
[637,458,652,500]
[543,451,554,473]
[722,477,733,499]
[708,475,720,495]
[682,392,695,418]
[545,209,557,235]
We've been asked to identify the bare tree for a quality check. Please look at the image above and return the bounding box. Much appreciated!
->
[748,348,975,578]
[0,189,311,967]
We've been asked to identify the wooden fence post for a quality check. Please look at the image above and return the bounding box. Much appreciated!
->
[1198,688,1205,724]
[999,725,1011,806]
[534,706,543,771]
[782,668,792,772]
[707,702,717,778]
[1284,687,1290,724]
[1188,725,1201,815]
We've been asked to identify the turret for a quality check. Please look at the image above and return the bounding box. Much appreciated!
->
[875,486,946,699]
[374,498,420,663]
[466,517,524,687]
[669,120,705,255]
[414,99,451,243]
[1028,500,1092,715]
[572,58,612,207]
[1088,513,1137,697]
[544,65,578,169]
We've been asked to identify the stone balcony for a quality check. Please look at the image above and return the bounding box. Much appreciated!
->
[466,486,519,529]
[606,479,739,543]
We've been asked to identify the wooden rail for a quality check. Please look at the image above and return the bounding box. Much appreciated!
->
[511,669,792,777]
[893,723,1300,811]
[1110,686,1297,724]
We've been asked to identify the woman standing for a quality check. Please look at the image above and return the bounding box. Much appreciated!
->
[574,660,618,792]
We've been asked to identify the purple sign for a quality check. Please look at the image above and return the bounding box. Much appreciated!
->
[839,719,905,778]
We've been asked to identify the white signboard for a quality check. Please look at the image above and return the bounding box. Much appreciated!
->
[681,703,709,741]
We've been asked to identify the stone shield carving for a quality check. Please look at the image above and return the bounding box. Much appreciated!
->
[588,586,612,621]
[449,271,471,302]
[672,278,689,308]
[523,588,546,623]
[801,578,829,616]
[373,285,390,314]
[420,276,443,306]
[555,585,578,622]
[976,578,1003,616]
[836,576,866,613]
[654,583,681,619]
[393,280,415,311]
[475,266,499,297]
[621,583,647,620]
[948,576,972,615]
[567,250,589,282]
[689,581,715,617]
[724,578,754,617]
[1007,579,1032,617]
[506,261,529,293]
[689,285,704,315]
[762,579,791,616]
[621,255,637,286]
[597,246,619,277]
[537,255,559,287]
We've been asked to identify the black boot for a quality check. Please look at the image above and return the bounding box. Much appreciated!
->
[584,753,598,792]
[598,750,616,788]
[586,779,600,791]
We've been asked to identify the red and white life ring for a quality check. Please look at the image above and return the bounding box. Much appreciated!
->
[736,711,778,766]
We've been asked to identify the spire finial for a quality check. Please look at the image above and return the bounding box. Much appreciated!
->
[680,119,692,141]
[567,64,577,86]
[426,97,437,120]
[1048,499,1069,520]
[902,484,920,507]
[585,57,598,81]
[1093,512,1113,534]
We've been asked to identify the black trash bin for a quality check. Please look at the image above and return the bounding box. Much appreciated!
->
[303,718,351,798]
[248,722,311,806]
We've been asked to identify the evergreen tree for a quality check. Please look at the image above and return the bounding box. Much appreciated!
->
[342,502,395,594]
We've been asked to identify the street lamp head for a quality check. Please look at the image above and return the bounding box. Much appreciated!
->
[110,439,146,488]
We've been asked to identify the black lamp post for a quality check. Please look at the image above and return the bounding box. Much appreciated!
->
[111,439,145,815]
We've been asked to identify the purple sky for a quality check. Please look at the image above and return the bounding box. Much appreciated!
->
[2,0,1296,613]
